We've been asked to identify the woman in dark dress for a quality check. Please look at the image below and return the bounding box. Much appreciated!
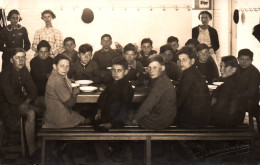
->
[0,10,30,70]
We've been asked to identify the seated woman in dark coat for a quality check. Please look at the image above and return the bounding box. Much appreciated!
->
[174,46,210,128]
[211,56,246,127]
[134,55,177,129]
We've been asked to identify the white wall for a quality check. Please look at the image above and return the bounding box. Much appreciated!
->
[236,0,260,70]
[1,0,192,71]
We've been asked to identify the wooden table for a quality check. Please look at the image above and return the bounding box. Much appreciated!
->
[76,86,149,103]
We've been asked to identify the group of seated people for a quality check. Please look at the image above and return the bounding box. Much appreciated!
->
[0,32,259,162]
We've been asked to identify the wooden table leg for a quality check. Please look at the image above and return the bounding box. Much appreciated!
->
[41,138,46,165]
[146,136,151,165]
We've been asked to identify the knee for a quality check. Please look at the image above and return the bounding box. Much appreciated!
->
[26,109,35,122]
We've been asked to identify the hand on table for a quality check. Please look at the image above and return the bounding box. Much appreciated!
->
[72,87,80,97]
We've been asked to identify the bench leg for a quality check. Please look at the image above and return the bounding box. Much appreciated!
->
[146,136,151,165]
[41,139,46,165]
[20,117,25,158]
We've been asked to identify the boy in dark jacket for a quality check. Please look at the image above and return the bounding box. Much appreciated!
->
[123,43,144,86]
[237,49,260,119]
[94,57,134,130]
[160,44,182,87]
[68,43,101,84]
[195,44,219,83]
[211,56,246,127]
[174,46,210,128]
[134,55,177,129]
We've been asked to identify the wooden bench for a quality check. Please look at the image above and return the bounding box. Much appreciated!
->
[38,123,256,165]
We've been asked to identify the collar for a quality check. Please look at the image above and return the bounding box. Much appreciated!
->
[183,65,196,74]
[101,48,112,53]
[128,60,137,69]
[7,24,22,31]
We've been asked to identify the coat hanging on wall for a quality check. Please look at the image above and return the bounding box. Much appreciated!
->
[233,9,239,24]
[252,24,260,42]
[81,8,94,24]
[241,11,245,24]
[0,8,7,31]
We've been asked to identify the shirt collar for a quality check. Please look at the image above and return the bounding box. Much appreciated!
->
[128,60,137,69]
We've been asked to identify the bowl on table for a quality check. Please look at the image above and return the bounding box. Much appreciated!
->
[208,85,218,90]
[213,82,224,86]
[75,80,93,86]
[80,86,98,92]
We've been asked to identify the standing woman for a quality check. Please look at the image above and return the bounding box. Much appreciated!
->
[32,10,63,58]
[192,11,220,53]
[43,54,90,128]
[0,9,30,70]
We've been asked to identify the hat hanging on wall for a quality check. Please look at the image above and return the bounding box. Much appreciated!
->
[233,9,239,24]
[252,24,260,42]
[81,8,94,23]
[241,11,245,24]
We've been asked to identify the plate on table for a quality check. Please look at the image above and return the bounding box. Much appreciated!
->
[80,86,98,92]
[213,82,224,86]
[75,80,93,86]
[208,85,218,90]
[71,83,79,88]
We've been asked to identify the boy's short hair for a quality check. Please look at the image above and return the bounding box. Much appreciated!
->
[141,38,153,46]
[177,46,196,59]
[53,54,71,65]
[41,9,56,19]
[101,34,112,40]
[112,57,128,70]
[124,43,137,54]
[7,9,22,21]
[185,39,200,47]
[198,11,212,20]
[63,37,76,45]
[37,40,51,51]
[238,49,253,59]
[10,48,26,59]
[160,44,173,54]
[167,36,179,44]
[148,55,165,66]
[196,44,209,52]
[221,56,239,68]
[78,43,93,54]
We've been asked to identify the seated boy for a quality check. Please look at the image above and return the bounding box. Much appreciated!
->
[137,38,157,67]
[30,40,54,107]
[0,48,38,157]
[94,57,134,130]
[237,49,260,119]
[174,46,210,128]
[134,55,177,129]
[123,43,144,86]
[61,37,79,63]
[68,43,101,84]
[211,56,246,127]
[195,44,219,83]
[167,36,179,62]
[92,34,121,84]
[160,44,182,87]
